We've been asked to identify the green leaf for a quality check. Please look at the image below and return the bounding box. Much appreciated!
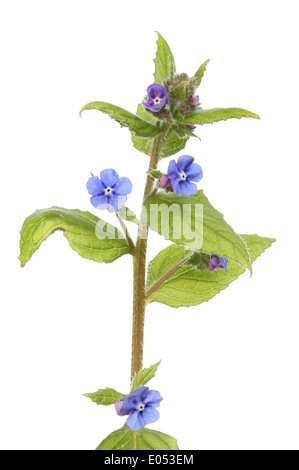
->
[131,104,155,156]
[161,131,189,158]
[19,207,132,267]
[154,32,176,84]
[143,190,252,271]
[147,245,193,290]
[96,425,179,450]
[146,235,275,308]
[178,107,260,125]
[241,234,276,262]
[194,58,210,87]
[148,170,163,179]
[117,206,139,225]
[80,101,160,138]
[131,361,161,392]
[83,388,126,406]
[131,104,189,158]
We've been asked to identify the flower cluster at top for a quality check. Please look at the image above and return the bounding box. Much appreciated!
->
[86,73,204,208]
[142,73,201,122]
[86,169,132,211]
[115,386,163,432]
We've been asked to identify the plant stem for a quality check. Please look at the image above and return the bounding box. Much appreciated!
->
[130,125,170,384]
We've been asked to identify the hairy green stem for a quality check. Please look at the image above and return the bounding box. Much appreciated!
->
[130,125,171,383]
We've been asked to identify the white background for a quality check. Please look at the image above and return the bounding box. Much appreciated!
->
[0,0,298,451]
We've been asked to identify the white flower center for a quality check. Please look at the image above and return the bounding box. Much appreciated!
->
[154,97,161,104]
[179,171,187,181]
[104,186,113,197]
[137,403,145,411]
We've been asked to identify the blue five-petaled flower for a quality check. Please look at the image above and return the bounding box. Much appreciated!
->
[143,84,169,112]
[167,155,203,196]
[86,169,132,211]
[117,386,163,431]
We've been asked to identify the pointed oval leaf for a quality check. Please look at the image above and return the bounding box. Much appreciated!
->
[154,32,176,84]
[146,235,275,308]
[80,101,160,138]
[194,58,210,87]
[19,207,132,267]
[143,191,252,271]
[178,107,260,125]
[131,361,161,392]
[83,388,126,406]
[96,425,179,450]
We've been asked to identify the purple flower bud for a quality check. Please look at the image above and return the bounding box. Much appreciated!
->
[209,256,228,273]
[143,84,169,112]
[186,124,196,131]
[115,400,124,416]
[159,175,172,188]
[190,95,200,106]
[161,109,170,118]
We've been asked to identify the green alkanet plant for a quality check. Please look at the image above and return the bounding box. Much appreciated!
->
[19,32,275,450]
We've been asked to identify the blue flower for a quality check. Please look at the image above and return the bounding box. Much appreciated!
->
[209,256,228,273]
[143,84,169,112]
[118,386,163,431]
[167,155,203,196]
[86,169,132,211]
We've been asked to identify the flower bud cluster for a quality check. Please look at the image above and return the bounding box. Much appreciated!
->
[142,72,200,123]
[189,252,228,273]
[163,73,200,120]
